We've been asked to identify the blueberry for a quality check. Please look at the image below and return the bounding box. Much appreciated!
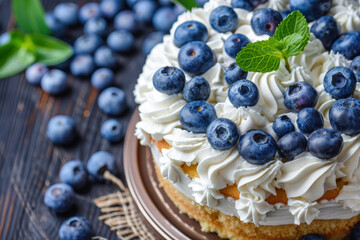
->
[178,41,215,75]
[47,115,76,145]
[284,82,318,112]
[53,3,78,25]
[152,7,177,32]
[272,115,295,138]
[100,0,123,19]
[79,2,101,24]
[45,13,67,37]
[60,160,88,190]
[251,8,282,36]
[331,31,360,60]
[87,151,117,181]
[142,31,165,55]
[91,68,114,90]
[153,66,185,95]
[98,87,127,116]
[180,101,217,133]
[238,129,277,165]
[101,119,123,142]
[228,79,259,107]
[308,128,343,159]
[299,234,326,240]
[231,0,254,11]
[133,0,157,23]
[225,33,250,58]
[195,0,209,7]
[224,62,248,85]
[329,98,360,136]
[94,46,117,68]
[351,222,360,240]
[248,0,268,7]
[107,30,134,52]
[290,0,332,22]
[183,76,210,102]
[278,132,307,160]
[0,32,10,46]
[26,63,48,85]
[173,4,185,17]
[206,118,240,150]
[350,56,360,82]
[44,183,74,213]
[84,17,107,36]
[324,66,357,99]
[209,6,238,33]
[73,34,102,55]
[296,107,324,134]
[280,10,291,19]
[70,55,95,77]
[41,69,67,95]
[310,16,339,50]
[59,216,93,240]
[173,21,209,48]
[114,10,137,33]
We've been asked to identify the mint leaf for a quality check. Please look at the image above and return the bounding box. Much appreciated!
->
[12,0,50,35]
[173,0,199,10]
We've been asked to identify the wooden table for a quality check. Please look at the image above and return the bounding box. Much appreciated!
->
[0,0,152,239]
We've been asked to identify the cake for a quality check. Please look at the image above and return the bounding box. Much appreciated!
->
[134,0,360,239]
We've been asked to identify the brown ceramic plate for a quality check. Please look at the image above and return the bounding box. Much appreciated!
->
[124,109,221,240]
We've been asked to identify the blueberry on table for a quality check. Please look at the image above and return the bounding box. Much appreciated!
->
[79,2,101,24]
[84,17,107,37]
[47,115,77,145]
[284,82,318,112]
[351,222,360,240]
[73,34,103,55]
[231,0,254,11]
[70,55,95,77]
[299,234,326,240]
[310,16,339,50]
[174,21,209,48]
[44,183,74,213]
[142,31,165,55]
[238,129,278,165]
[26,63,48,85]
[45,13,67,37]
[296,107,324,134]
[180,101,217,133]
[152,7,177,32]
[153,66,185,95]
[251,8,282,36]
[41,69,67,95]
[100,0,123,19]
[207,118,240,150]
[290,0,332,22]
[225,33,250,58]
[280,10,291,19]
[228,79,259,107]
[278,132,307,160]
[225,62,248,85]
[101,119,123,143]
[324,66,357,99]
[107,30,134,52]
[59,216,93,240]
[94,46,117,69]
[183,76,211,102]
[329,98,360,136]
[272,115,295,138]
[133,0,157,23]
[332,31,360,60]
[87,151,117,181]
[308,128,343,159]
[53,3,78,26]
[350,56,360,82]
[98,87,127,116]
[114,10,138,33]
[91,68,115,90]
[209,6,238,33]
[60,160,88,190]
[178,41,215,76]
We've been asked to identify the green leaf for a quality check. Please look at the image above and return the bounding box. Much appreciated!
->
[281,33,306,57]
[12,0,50,35]
[29,34,73,66]
[236,39,284,73]
[172,0,199,10]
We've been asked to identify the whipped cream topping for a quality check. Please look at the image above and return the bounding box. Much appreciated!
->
[330,2,360,33]
[257,0,289,12]
[288,199,320,225]
[189,177,223,207]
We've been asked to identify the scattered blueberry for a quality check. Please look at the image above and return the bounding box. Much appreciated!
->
[153,66,185,95]
[84,17,107,36]
[45,13,67,37]
[296,107,324,134]
[47,115,76,145]
[351,222,360,240]
[310,15,339,50]
[224,62,248,85]
[284,82,318,112]
[107,30,134,52]
[238,129,277,165]
[290,0,332,22]
[299,234,326,240]
[100,0,123,19]
[101,119,123,143]
[133,0,157,23]
[94,46,117,68]
[73,34,102,55]
[79,2,101,24]
[60,160,88,190]
[308,128,343,159]
[173,4,185,17]
[173,21,209,48]
[225,33,250,58]
[70,55,95,77]
[228,79,259,107]
[206,118,239,150]
[98,87,127,116]
[178,41,215,75]
[59,216,93,240]
[332,31,360,60]
[209,6,238,33]
[231,0,254,11]
[272,115,295,138]
[324,66,357,99]
[251,8,282,36]
[278,132,307,160]
[142,31,164,55]
[41,69,67,95]
[44,183,74,213]
[350,56,360,82]
[114,10,137,32]
[25,63,48,85]
[183,76,211,102]
[280,10,292,19]
[53,3,78,26]
[153,7,177,32]
[329,98,360,136]
[87,151,117,181]
[91,68,115,90]
[180,100,217,133]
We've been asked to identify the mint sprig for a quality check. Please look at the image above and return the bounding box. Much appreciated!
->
[236,10,310,73]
